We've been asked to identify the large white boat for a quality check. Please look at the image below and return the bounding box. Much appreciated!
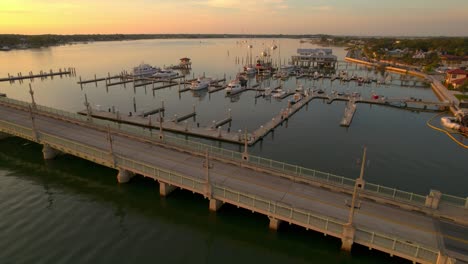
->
[225,79,243,94]
[153,69,178,78]
[133,63,160,76]
[190,77,212,90]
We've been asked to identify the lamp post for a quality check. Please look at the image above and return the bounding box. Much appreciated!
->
[347,146,367,225]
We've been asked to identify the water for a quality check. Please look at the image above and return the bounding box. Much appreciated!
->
[0,38,466,263]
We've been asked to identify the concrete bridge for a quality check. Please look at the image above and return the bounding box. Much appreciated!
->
[0,96,467,264]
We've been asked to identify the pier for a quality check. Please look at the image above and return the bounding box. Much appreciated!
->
[0,95,466,264]
[0,68,76,82]
[340,100,357,127]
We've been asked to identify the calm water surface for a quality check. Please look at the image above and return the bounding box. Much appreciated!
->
[0,38,466,263]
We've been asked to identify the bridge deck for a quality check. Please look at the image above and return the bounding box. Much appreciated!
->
[0,102,467,263]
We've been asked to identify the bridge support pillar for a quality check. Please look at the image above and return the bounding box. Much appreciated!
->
[209,198,223,212]
[0,132,11,140]
[42,144,60,160]
[425,190,441,209]
[159,182,176,197]
[341,224,355,251]
[436,253,456,264]
[117,169,135,183]
[268,217,282,230]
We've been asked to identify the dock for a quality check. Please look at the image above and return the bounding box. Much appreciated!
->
[140,107,165,117]
[77,109,250,145]
[0,68,76,82]
[340,101,357,127]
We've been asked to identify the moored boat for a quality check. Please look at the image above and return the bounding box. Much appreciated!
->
[190,77,212,90]
[225,79,243,94]
[133,63,160,76]
[153,69,178,78]
[441,117,462,130]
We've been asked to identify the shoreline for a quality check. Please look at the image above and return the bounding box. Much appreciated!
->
[344,56,462,115]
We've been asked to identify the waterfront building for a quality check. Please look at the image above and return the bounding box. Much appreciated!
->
[441,55,468,68]
[291,48,337,68]
[445,69,468,89]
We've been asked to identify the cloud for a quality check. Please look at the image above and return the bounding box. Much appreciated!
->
[191,0,289,12]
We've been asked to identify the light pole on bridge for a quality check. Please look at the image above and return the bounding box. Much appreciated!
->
[347,146,367,226]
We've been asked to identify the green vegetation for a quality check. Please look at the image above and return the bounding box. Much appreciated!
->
[455,94,468,101]
[0,34,325,49]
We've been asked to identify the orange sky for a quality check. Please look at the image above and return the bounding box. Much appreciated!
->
[1,0,467,36]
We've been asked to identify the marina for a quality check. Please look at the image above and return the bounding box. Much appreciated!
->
[0,38,467,264]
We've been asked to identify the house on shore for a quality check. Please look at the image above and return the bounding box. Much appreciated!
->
[445,69,468,89]
[441,55,468,69]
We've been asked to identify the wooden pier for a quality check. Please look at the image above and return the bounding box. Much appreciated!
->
[77,108,250,145]
[0,68,76,82]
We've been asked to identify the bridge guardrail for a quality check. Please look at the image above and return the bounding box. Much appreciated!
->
[355,228,439,264]
[440,193,467,208]
[212,185,344,236]
[363,183,426,205]
[0,118,443,264]
[0,96,466,209]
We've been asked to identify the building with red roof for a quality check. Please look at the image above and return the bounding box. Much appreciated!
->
[445,69,468,89]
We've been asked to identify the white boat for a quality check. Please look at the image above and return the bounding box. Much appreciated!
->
[133,63,160,76]
[153,69,178,78]
[441,117,462,130]
[190,77,212,90]
[272,89,285,98]
[225,79,243,94]
[244,66,257,75]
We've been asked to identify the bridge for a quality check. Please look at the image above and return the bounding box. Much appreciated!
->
[0,95,467,264]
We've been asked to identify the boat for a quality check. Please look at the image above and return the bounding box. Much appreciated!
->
[225,79,243,94]
[441,117,463,130]
[295,84,304,92]
[244,66,257,75]
[271,44,278,50]
[272,89,286,98]
[153,69,178,78]
[133,63,160,76]
[190,77,212,90]
[315,89,324,94]
[0,46,11,51]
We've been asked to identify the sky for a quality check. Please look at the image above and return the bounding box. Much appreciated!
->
[0,0,467,36]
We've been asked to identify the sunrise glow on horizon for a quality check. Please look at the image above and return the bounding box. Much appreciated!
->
[1,0,468,36]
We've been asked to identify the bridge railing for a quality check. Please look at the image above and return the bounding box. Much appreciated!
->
[363,183,426,205]
[440,193,467,208]
[355,228,439,263]
[212,186,344,236]
[0,96,466,209]
[0,119,34,139]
